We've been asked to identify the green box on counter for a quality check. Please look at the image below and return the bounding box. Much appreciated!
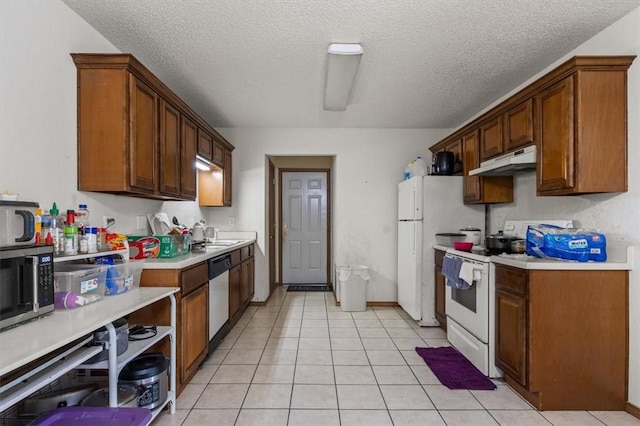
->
[127,234,191,259]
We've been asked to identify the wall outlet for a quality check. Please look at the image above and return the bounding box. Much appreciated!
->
[136,215,147,230]
[229,216,235,225]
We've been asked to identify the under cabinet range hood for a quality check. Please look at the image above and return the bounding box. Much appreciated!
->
[469,145,536,176]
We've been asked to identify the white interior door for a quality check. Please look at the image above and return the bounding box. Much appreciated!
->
[282,172,327,284]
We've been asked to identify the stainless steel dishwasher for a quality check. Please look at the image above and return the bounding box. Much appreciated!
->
[208,254,232,353]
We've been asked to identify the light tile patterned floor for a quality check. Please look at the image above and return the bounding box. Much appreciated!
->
[153,287,640,426]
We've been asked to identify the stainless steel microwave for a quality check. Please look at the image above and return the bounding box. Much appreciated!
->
[0,244,54,331]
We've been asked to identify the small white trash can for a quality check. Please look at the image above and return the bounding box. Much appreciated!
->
[336,265,369,312]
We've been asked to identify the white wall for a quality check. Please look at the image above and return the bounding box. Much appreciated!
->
[0,0,167,232]
[206,128,450,302]
[450,7,640,408]
[0,1,216,234]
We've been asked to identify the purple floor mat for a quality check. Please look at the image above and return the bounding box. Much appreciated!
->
[415,346,496,390]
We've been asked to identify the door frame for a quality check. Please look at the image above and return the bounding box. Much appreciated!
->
[268,159,276,295]
[278,168,332,286]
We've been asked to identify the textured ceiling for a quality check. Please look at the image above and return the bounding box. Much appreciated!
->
[62,0,639,129]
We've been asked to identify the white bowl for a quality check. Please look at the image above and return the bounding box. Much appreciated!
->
[0,193,18,201]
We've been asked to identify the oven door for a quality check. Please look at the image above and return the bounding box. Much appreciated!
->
[445,258,489,343]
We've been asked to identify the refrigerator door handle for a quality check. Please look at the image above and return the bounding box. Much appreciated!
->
[411,222,416,255]
[410,186,416,218]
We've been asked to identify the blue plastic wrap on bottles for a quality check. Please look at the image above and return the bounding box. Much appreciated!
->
[105,265,123,295]
[526,224,607,262]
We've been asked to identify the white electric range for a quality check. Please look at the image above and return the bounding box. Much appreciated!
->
[443,219,573,378]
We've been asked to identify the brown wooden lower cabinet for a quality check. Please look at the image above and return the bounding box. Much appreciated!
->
[494,264,628,410]
[229,263,242,325]
[229,244,255,328]
[128,261,209,397]
[241,258,253,309]
[181,284,208,383]
[434,249,446,330]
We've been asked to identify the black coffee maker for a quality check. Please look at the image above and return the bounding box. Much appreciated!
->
[431,151,455,175]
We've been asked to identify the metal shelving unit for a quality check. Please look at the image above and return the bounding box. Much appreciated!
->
[0,288,178,419]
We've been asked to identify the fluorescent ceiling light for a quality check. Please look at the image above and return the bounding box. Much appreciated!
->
[324,43,363,111]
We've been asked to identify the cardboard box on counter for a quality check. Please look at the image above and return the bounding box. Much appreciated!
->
[128,234,191,259]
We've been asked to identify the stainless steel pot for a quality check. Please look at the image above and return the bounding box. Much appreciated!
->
[485,231,519,253]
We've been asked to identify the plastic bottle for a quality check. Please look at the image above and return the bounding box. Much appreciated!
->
[49,203,65,255]
[86,226,98,253]
[34,208,42,244]
[64,209,78,255]
[76,204,90,234]
[79,233,89,254]
[412,156,428,177]
[97,227,107,252]
[404,162,412,180]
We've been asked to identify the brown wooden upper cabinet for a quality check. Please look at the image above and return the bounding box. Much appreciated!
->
[181,116,198,199]
[429,55,634,200]
[159,99,182,197]
[129,77,158,195]
[223,148,233,206]
[479,116,503,162]
[462,130,481,203]
[536,59,633,195]
[480,99,534,162]
[197,130,214,162]
[198,146,232,207]
[72,53,234,201]
[213,140,225,167]
[503,98,534,152]
[463,130,513,205]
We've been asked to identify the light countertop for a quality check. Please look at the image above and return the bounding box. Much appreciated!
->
[490,245,633,270]
[142,232,256,270]
[433,244,634,271]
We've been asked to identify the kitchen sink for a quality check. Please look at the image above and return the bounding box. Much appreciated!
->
[206,240,240,247]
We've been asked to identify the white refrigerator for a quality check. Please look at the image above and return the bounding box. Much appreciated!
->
[397,176,484,326]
